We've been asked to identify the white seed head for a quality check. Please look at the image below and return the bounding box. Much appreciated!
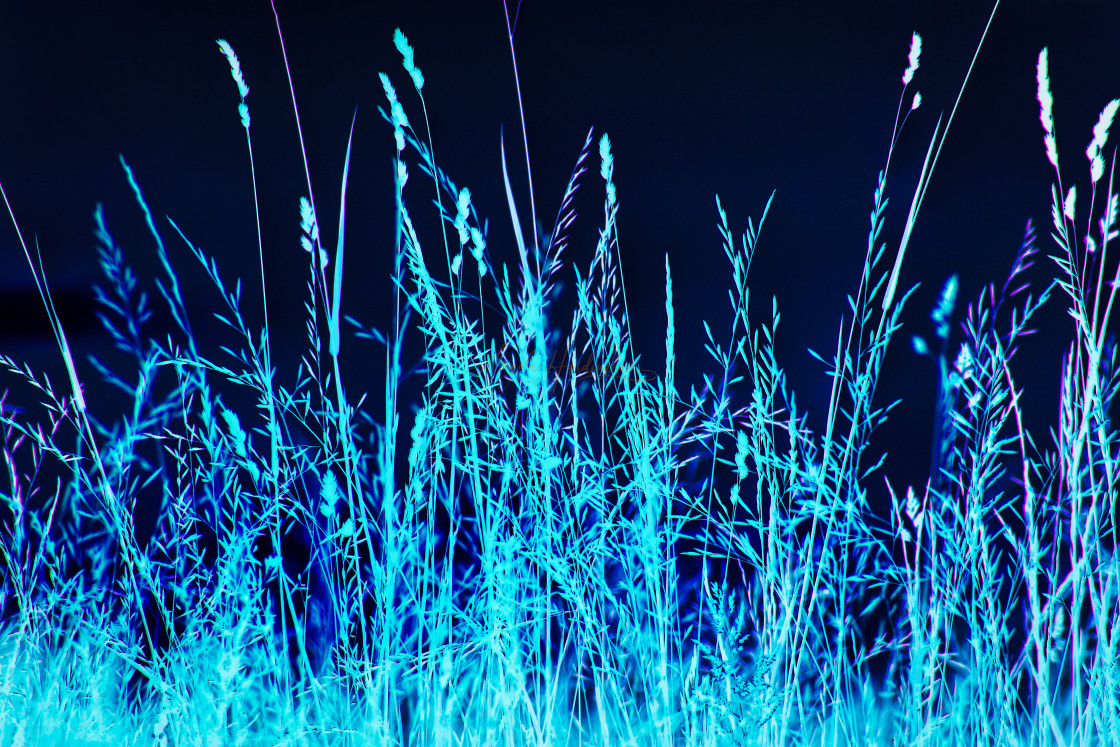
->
[1037,48,1059,169]
[454,187,472,245]
[902,32,922,86]
[954,343,974,380]
[599,133,613,181]
[216,39,249,100]
[1087,99,1118,183]
[1036,48,1054,135]
[394,28,425,91]
[905,485,920,525]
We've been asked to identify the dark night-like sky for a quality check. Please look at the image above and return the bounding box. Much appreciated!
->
[1,0,1118,515]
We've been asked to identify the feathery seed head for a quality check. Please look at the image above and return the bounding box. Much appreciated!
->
[300,196,327,268]
[454,187,472,245]
[1063,186,1077,221]
[1036,49,1053,134]
[470,226,487,277]
[904,485,923,529]
[954,343,974,381]
[931,273,958,339]
[379,72,409,152]
[217,39,250,129]
[299,196,319,244]
[216,39,249,100]
[600,133,616,208]
[318,470,341,521]
[221,407,248,459]
[393,28,425,91]
[911,92,922,111]
[599,133,613,181]
[1086,99,1118,183]
[1037,48,1059,169]
[902,32,921,86]
[470,225,486,256]
[1092,100,1119,146]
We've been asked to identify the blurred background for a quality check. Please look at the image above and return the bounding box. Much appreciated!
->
[0,0,1117,525]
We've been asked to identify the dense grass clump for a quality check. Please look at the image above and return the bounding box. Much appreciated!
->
[0,2,1118,746]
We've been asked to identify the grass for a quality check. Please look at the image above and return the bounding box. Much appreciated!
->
[0,0,1118,744]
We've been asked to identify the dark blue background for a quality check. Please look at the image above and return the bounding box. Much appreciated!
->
[1,0,1117,520]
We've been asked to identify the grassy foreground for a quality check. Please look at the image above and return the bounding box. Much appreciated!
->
[1,2,1118,745]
